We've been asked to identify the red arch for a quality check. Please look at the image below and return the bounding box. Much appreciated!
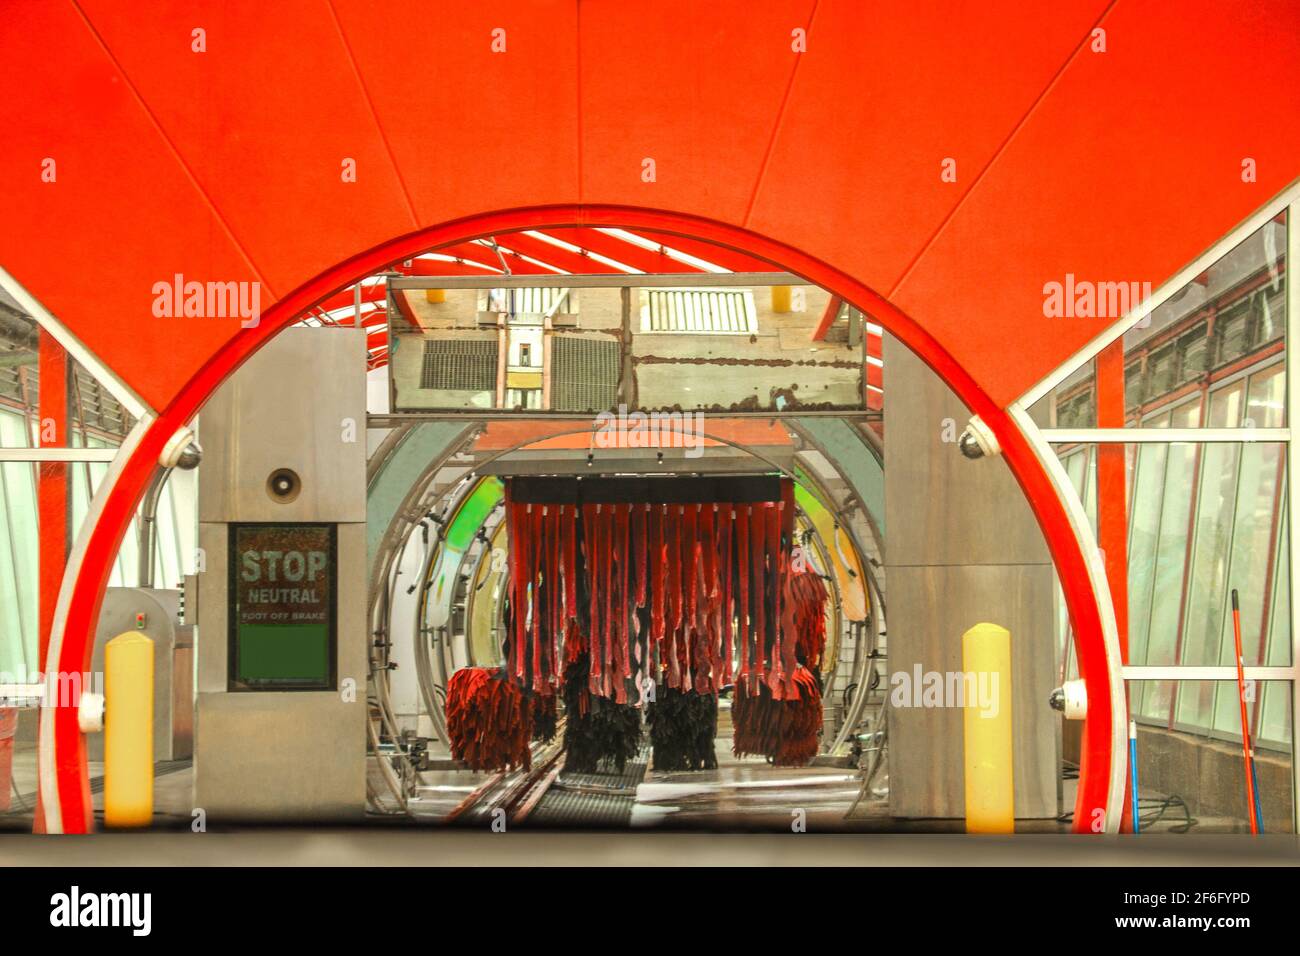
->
[43,204,1116,834]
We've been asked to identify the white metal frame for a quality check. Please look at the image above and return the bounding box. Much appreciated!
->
[0,448,119,463]
[1009,180,1300,832]
[0,265,153,421]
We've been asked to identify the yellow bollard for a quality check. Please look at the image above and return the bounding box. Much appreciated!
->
[104,631,153,828]
[425,288,447,304]
[962,622,1014,833]
[770,285,792,314]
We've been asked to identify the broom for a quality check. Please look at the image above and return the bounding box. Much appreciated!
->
[1230,589,1262,834]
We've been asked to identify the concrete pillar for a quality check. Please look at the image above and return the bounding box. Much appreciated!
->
[884,334,1058,819]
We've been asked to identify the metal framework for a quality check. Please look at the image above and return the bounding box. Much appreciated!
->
[1013,181,1300,831]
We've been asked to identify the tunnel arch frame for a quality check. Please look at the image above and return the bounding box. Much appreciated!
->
[35,204,1125,834]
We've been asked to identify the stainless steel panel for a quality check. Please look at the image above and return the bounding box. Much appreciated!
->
[198,327,367,524]
[885,564,1058,819]
[883,331,1058,820]
[882,334,1050,567]
[193,520,367,820]
[89,587,187,762]
[193,327,368,821]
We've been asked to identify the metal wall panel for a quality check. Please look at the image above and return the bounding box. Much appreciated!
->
[197,327,367,524]
[194,329,367,821]
[883,334,1058,819]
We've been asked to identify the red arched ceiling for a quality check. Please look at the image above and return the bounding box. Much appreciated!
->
[2,0,1297,415]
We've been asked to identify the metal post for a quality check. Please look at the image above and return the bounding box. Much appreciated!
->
[1287,197,1300,833]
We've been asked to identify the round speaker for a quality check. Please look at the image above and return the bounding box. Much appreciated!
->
[266,467,302,504]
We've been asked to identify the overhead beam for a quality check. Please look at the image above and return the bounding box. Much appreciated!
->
[387,271,801,290]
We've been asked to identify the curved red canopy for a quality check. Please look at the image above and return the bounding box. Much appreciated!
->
[2,0,1296,413]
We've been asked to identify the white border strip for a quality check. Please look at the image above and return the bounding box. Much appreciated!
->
[1008,402,1128,834]
[0,448,120,463]
[0,265,153,421]
[1042,428,1289,444]
[1287,194,1300,834]
[1123,666,1295,681]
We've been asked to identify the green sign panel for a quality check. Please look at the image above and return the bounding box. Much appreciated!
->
[229,524,337,691]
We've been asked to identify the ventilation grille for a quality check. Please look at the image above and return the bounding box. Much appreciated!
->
[420,340,498,391]
[551,336,620,412]
[0,365,134,439]
[74,366,132,436]
[485,288,572,316]
[641,289,756,333]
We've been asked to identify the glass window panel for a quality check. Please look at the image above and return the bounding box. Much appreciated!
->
[1175,385,1244,728]
[1215,300,1252,367]
[1054,449,1090,681]
[1129,681,1292,833]
[1138,399,1202,720]
[1123,214,1286,427]
[1255,279,1286,346]
[1146,344,1177,400]
[1127,438,1170,666]
[1177,324,1209,384]
[1207,441,1288,734]
[1036,358,1097,428]
[0,455,37,679]
[1244,361,1285,430]
[1124,361,1143,411]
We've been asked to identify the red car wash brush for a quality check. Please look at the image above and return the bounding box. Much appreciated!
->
[731,666,822,767]
[502,475,798,771]
[787,570,830,670]
[445,667,533,772]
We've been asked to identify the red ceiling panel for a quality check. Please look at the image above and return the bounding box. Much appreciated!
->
[747,0,1110,299]
[0,0,1296,414]
[331,0,581,226]
[76,0,417,298]
[578,0,816,223]
[892,0,1300,406]
[0,0,260,409]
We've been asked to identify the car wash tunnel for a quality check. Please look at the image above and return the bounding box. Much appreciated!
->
[0,2,1298,848]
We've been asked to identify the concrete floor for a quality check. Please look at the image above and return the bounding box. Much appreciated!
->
[0,730,1268,840]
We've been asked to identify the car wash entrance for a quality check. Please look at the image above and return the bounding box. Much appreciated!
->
[165,257,1066,832]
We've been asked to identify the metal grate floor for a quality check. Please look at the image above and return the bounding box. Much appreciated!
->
[529,749,649,827]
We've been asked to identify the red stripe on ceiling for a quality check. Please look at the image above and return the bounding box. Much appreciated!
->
[423,241,551,274]
[316,283,386,313]
[493,232,624,274]
[388,258,500,277]
[634,230,779,273]
[542,227,688,273]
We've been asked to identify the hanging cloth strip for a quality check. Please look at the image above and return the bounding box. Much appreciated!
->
[500,477,797,707]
